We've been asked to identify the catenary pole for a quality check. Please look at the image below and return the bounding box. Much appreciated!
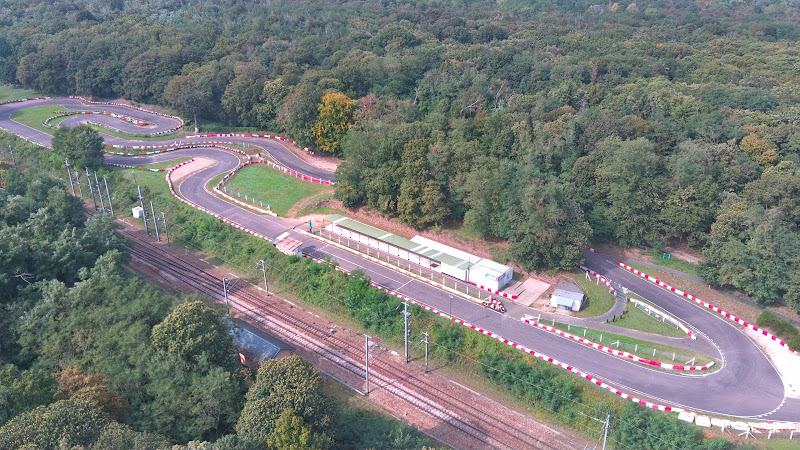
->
[86,168,97,210]
[103,175,114,216]
[259,260,269,295]
[73,171,82,197]
[423,331,429,373]
[64,160,75,195]
[365,334,370,395]
[161,212,170,246]
[95,172,106,213]
[403,301,410,363]
[136,185,149,235]
[150,201,160,241]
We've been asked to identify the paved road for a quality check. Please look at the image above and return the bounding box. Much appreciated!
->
[3,97,799,421]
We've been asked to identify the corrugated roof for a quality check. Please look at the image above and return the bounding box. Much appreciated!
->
[324,214,470,269]
[228,318,293,361]
[556,279,585,295]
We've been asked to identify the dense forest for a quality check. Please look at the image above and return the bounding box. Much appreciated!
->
[2,0,800,312]
[0,161,433,448]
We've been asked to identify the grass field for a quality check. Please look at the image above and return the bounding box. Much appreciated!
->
[572,273,616,318]
[10,105,75,133]
[613,296,687,338]
[0,85,38,103]
[223,164,332,217]
[643,252,701,277]
[546,320,718,364]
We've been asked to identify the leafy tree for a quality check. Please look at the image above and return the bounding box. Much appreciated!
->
[164,72,213,132]
[90,422,170,450]
[311,92,357,155]
[51,125,104,171]
[255,79,289,131]
[507,179,592,271]
[267,409,334,450]
[151,300,238,372]
[0,364,56,426]
[53,367,128,420]
[0,399,109,449]
[236,355,334,443]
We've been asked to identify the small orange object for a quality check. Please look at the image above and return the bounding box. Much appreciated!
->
[656,43,663,48]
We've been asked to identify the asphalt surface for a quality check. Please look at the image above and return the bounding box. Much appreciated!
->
[2,97,799,421]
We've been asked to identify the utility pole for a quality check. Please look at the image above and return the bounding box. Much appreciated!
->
[579,412,610,450]
[402,300,411,363]
[85,168,97,210]
[103,175,114,216]
[64,160,75,195]
[422,331,429,373]
[222,278,229,306]
[259,260,269,295]
[136,185,149,235]
[161,212,170,246]
[365,334,370,395]
[150,201,159,240]
[7,145,15,169]
[72,171,82,197]
[95,172,106,213]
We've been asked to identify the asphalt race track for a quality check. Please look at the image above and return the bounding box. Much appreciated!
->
[2,97,799,422]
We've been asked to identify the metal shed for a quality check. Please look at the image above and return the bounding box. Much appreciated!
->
[550,280,586,312]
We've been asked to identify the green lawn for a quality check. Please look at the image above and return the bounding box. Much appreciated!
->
[139,157,197,170]
[572,273,616,318]
[0,85,38,103]
[613,295,687,338]
[10,105,75,133]
[546,320,718,365]
[222,164,333,217]
[645,251,700,277]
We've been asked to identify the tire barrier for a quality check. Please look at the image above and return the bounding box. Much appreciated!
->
[521,318,713,371]
[0,96,50,106]
[69,96,184,135]
[587,247,599,253]
[43,110,150,129]
[627,296,695,340]
[255,154,334,185]
[186,133,313,154]
[616,262,797,354]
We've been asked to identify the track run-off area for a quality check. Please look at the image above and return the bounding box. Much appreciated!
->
[2,97,799,432]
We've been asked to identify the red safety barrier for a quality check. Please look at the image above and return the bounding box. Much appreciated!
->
[616,262,797,353]
[521,318,712,370]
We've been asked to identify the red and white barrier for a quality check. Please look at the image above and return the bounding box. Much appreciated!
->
[0,96,50,106]
[70,96,184,134]
[344,279,690,414]
[44,110,150,129]
[580,265,616,294]
[627,296,695,340]
[255,154,334,185]
[521,318,712,370]
[165,159,274,243]
[616,262,797,354]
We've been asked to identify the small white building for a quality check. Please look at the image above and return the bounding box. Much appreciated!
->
[132,206,144,218]
[274,232,304,257]
[550,280,586,312]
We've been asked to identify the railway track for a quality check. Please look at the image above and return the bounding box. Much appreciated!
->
[123,228,576,449]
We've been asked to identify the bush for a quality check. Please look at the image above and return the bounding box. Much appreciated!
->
[756,310,800,340]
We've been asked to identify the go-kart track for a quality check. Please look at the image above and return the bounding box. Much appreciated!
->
[3,97,799,427]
